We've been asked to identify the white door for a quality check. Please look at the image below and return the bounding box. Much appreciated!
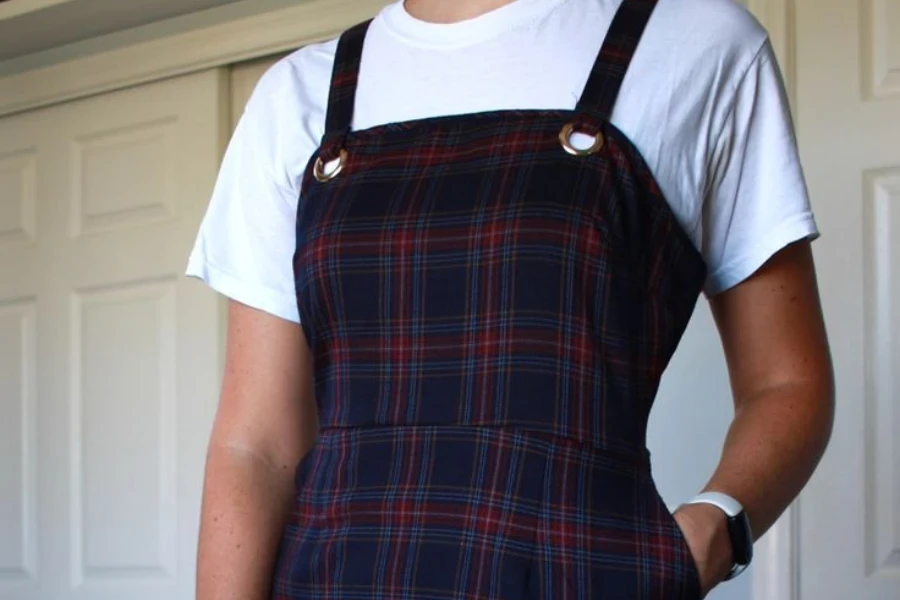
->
[0,69,227,600]
[791,1,900,598]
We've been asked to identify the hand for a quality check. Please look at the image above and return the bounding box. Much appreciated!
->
[672,502,734,597]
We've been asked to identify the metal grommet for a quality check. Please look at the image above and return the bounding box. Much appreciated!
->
[559,122,604,156]
[314,148,348,182]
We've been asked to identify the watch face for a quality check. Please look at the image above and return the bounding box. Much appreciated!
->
[685,494,754,580]
[727,511,753,567]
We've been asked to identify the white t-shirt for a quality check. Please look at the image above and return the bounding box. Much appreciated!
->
[187,0,819,324]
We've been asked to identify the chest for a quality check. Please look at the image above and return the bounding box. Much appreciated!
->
[292,114,699,337]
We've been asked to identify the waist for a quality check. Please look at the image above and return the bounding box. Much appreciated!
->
[296,424,653,490]
[313,387,652,458]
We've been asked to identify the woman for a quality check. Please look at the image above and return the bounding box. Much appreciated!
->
[187,0,835,597]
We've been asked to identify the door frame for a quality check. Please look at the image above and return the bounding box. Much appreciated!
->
[0,1,801,598]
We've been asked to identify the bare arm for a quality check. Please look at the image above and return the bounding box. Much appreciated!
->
[675,240,836,594]
[196,300,317,600]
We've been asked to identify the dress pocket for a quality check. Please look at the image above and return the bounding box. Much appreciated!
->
[663,505,703,598]
[645,481,704,599]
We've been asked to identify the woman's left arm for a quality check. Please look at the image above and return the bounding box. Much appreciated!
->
[675,238,836,595]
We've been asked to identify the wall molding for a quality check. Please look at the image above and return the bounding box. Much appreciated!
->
[745,3,800,597]
[0,0,76,21]
[0,0,388,117]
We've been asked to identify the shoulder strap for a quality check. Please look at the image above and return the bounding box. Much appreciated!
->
[576,0,658,122]
[323,20,372,141]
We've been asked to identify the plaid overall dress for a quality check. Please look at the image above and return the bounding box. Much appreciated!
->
[272,0,708,597]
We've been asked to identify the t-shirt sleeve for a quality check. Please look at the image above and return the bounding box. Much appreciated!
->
[186,65,305,323]
[701,38,820,296]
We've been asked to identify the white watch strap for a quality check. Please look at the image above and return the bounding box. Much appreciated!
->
[685,491,744,518]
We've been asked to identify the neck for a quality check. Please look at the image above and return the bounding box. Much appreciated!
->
[403,0,517,23]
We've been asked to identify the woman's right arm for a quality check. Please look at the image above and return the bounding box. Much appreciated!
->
[196,300,318,600]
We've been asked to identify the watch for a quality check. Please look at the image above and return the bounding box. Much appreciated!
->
[685,491,754,580]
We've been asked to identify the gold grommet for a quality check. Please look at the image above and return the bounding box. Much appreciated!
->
[314,148,348,182]
[559,123,604,156]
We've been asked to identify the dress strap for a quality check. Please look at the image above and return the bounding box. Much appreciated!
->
[575,0,658,123]
[323,19,372,142]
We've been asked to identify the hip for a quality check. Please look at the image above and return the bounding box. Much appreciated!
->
[271,425,700,599]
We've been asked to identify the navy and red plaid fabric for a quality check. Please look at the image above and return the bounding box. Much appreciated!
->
[274,0,708,597]
[273,427,700,598]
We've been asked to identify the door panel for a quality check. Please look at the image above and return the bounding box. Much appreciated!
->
[0,69,226,600]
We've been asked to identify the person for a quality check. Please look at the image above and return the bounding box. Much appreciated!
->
[186,0,835,597]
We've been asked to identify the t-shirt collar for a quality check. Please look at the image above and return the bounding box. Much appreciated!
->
[380,0,573,49]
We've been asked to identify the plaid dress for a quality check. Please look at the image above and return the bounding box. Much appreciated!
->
[272,1,708,597]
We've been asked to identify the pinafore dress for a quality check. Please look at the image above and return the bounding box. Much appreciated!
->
[272,0,708,597]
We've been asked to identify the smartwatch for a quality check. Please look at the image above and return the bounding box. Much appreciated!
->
[686,491,754,580]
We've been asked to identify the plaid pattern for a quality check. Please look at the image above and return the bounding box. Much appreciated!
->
[272,427,700,599]
[276,0,708,597]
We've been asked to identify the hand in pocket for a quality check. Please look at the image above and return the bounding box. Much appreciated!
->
[673,502,734,597]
